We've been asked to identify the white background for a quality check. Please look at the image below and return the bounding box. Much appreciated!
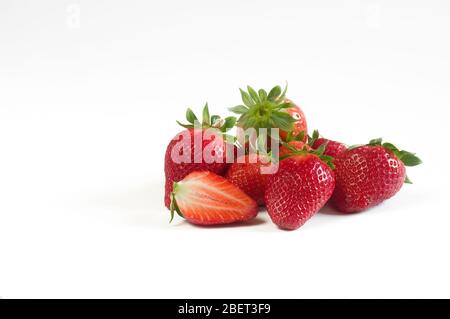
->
[0,0,449,298]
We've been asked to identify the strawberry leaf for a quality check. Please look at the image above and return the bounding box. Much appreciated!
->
[369,138,383,146]
[348,144,363,150]
[186,108,198,124]
[404,175,413,184]
[315,142,327,155]
[247,86,260,104]
[382,142,399,153]
[258,89,268,101]
[368,139,423,169]
[229,105,249,114]
[279,83,288,102]
[277,102,293,109]
[239,89,254,107]
[211,115,221,125]
[176,120,194,129]
[308,129,320,146]
[202,103,210,126]
[285,131,293,142]
[268,86,282,101]
[312,130,319,140]
[257,133,268,155]
[222,116,237,132]
[272,111,296,131]
[296,131,305,142]
[399,152,422,167]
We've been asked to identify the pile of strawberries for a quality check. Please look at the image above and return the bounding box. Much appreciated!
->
[164,85,422,230]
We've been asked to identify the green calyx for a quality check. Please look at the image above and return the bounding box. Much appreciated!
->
[307,129,320,146]
[229,84,297,133]
[367,138,423,167]
[177,103,236,133]
[285,130,306,143]
[280,141,335,170]
[169,182,184,223]
[367,138,423,184]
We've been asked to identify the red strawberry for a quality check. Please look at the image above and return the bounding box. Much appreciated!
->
[164,104,236,208]
[309,130,347,158]
[265,151,336,230]
[229,85,307,142]
[331,139,422,213]
[279,100,308,142]
[225,154,270,205]
[169,171,258,225]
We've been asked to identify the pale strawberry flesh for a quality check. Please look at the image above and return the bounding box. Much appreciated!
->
[172,171,258,225]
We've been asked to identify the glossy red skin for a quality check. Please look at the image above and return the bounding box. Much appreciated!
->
[265,155,335,230]
[225,154,270,205]
[164,129,228,208]
[331,146,406,213]
[279,141,311,158]
[312,138,347,158]
[279,102,308,142]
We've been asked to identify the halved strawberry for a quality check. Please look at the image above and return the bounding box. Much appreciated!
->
[170,171,259,225]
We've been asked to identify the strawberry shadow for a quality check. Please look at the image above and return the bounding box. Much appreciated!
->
[318,203,363,216]
[173,216,267,229]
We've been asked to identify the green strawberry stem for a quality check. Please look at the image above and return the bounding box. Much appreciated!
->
[285,130,306,143]
[367,138,423,167]
[177,103,236,132]
[229,84,297,134]
[307,129,321,146]
[280,142,335,169]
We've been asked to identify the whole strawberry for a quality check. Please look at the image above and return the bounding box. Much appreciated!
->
[164,104,236,208]
[309,130,347,158]
[225,154,270,205]
[331,139,422,213]
[265,150,336,230]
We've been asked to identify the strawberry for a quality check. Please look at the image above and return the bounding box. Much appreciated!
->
[164,104,236,208]
[225,154,270,205]
[265,150,336,230]
[331,139,422,213]
[170,171,258,225]
[309,130,347,158]
[279,99,308,142]
[229,85,307,142]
